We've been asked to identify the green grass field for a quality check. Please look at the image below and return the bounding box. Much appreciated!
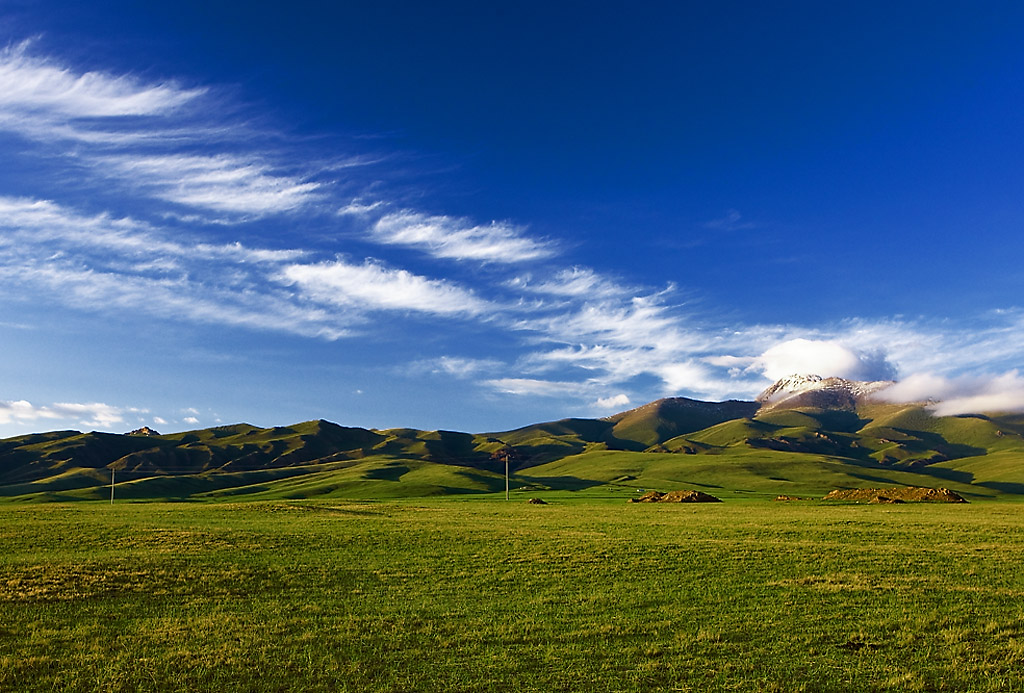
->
[3,496,1024,692]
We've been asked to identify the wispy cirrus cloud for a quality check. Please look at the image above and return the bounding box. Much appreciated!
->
[512,286,733,396]
[411,356,506,378]
[510,266,632,300]
[369,210,556,263]
[280,259,490,316]
[484,378,590,397]
[97,153,321,216]
[0,196,307,263]
[0,195,491,338]
[483,376,634,417]
[0,42,324,220]
[0,40,202,124]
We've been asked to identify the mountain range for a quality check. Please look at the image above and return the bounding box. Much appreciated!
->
[2,375,1023,502]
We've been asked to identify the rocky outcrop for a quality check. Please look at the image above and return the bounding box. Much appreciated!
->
[127,426,160,436]
[822,487,967,503]
[628,489,722,503]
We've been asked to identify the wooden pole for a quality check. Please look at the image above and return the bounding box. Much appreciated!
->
[110,467,115,504]
[505,456,509,501]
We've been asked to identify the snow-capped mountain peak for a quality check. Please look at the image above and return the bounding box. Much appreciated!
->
[756,374,894,410]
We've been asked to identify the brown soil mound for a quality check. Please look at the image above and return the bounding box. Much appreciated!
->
[868,496,905,504]
[526,498,547,504]
[774,495,806,501]
[629,490,722,503]
[822,487,967,504]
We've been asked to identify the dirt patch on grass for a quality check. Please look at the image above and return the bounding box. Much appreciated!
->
[822,487,967,503]
[628,490,722,503]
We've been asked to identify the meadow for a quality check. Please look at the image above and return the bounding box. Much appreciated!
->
[2,494,1023,692]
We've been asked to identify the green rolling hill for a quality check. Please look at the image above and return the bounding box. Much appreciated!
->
[2,380,1024,502]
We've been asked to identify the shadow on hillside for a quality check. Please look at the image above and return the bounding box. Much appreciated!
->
[810,410,871,433]
[845,469,928,487]
[516,475,606,491]
[895,428,986,460]
[914,466,975,486]
[977,481,1024,495]
[363,464,409,481]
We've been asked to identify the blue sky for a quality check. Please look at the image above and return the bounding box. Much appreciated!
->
[2,0,1024,436]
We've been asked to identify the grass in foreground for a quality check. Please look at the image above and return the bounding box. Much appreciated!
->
[1,498,1023,691]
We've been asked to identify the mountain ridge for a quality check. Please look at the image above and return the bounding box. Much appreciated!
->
[2,375,1022,501]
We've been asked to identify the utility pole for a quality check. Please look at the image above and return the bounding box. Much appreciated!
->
[488,438,516,501]
[110,467,115,504]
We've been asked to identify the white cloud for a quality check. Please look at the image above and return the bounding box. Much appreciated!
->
[183,416,200,425]
[523,291,703,353]
[152,416,168,425]
[594,393,631,409]
[0,399,125,429]
[370,211,555,263]
[512,284,740,399]
[750,338,897,382]
[279,259,489,316]
[656,361,745,401]
[878,371,1024,416]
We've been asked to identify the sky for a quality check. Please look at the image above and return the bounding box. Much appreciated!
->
[2,0,1024,436]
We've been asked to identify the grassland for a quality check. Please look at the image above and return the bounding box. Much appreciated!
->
[2,496,1024,692]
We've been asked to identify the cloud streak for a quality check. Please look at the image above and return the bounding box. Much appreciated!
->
[0,40,202,122]
[370,211,556,263]
[280,259,490,316]
[98,153,321,216]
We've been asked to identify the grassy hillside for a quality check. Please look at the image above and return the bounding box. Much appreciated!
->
[2,398,1023,502]
[605,397,759,449]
